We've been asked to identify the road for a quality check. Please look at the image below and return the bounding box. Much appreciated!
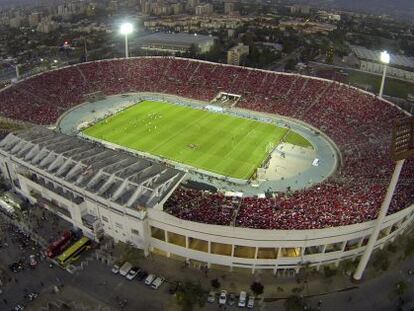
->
[3,209,414,311]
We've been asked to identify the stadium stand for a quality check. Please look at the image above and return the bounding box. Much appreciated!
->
[0,57,413,230]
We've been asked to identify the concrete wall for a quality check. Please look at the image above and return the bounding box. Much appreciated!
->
[1,147,413,273]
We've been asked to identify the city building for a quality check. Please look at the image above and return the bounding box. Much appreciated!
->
[290,5,311,14]
[195,3,213,16]
[317,10,341,22]
[227,43,249,65]
[172,3,184,15]
[224,1,236,15]
[153,3,172,16]
[186,0,200,10]
[138,32,215,54]
[37,17,58,34]
[29,12,41,27]
[9,17,22,28]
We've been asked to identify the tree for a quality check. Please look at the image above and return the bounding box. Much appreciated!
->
[372,249,390,272]
[211,278,220,289]
[176,281,206,311]
[284,58,298,71]
[250,281,264,296]
[394,280,409,297]
[185,44,199,59]
[404,237,414,258]
[339,259,357,276]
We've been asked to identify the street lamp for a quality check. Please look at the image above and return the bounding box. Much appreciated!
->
[379,50,390,98]
[120,22,133,58]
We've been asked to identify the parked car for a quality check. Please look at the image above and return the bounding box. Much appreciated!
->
[219,290,227,305]
[137,270,148,281]
[247,296,255,309]
[10,261,25,273]
[119,262,133,277]
[111,263,121,274]
[238,291,247,307]
[29,255,37,268]
[126,267,140,280]
[144,274,156,286]
[151,276,165,289]
[9,262,22,273]
[27,292,38,301]
[228,293,236,306]
[13,304,25,311]
[207,291,216,303]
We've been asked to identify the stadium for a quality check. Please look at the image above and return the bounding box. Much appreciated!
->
[0,56,413,274]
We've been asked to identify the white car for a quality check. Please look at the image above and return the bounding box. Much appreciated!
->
[126,267,139,280]
[119,262,133,276]
[151,276,165,289]
[238,291,247,307]
[207,291,216,303]
[27,292,38,301]
[111,264,121,274]
[219,290,227,305]
[247,296,255,309]
[144,274,156,286]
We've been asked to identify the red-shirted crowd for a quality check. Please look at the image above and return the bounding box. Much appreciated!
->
[0,57,413,229]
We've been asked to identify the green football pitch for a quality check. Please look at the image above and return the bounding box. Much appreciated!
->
[83,101,307,179]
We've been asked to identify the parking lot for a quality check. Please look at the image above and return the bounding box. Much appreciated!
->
[0,207,260,311]
[0,215,69,310]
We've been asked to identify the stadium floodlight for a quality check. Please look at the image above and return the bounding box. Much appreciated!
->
[380,50,390,64]
[120,22,133,59]
[353,117,414,282]
[379,50,390,98]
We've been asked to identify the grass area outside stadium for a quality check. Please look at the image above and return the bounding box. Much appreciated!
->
[83,100,311,180]
[347,70,414,99]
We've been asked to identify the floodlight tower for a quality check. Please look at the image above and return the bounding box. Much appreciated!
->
[379,50,390,98]
[120,22,133,58]
[353,117,414,281]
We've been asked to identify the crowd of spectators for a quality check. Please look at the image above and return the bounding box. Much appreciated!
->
[163,188,235,226]
[0,56,413,230]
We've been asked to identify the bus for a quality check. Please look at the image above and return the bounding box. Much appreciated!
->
[46,231,73,258]
[56,236,91,266]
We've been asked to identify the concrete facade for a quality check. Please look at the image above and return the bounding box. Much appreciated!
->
[0,128,412,274]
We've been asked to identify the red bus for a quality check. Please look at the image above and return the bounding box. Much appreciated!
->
[46,231,73,258]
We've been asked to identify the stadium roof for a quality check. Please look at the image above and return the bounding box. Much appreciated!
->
[352,45,414,70]
[139,32,215,47]
[0,127,185,209]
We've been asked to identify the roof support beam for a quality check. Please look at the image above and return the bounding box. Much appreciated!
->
[46,154,65,172]
[30,147,49,164]
[24,144,40,161]
[65,162,84,180]
[111,178,130,201]
[97,174,116,195]
[126,185,144,207]
[39,152,56,168]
